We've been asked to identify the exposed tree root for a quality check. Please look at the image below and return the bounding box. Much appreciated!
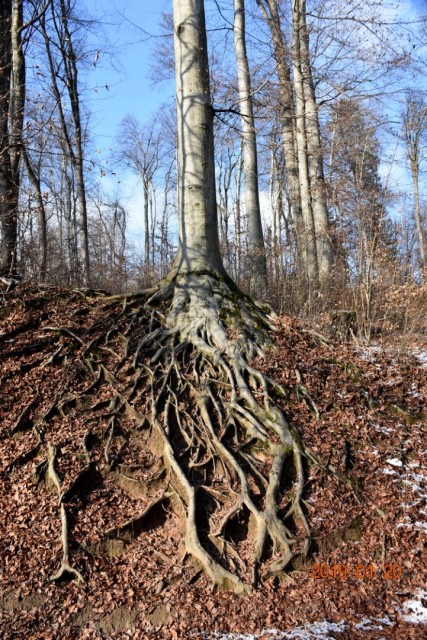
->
[125,271,312,592]
[2,274,335,593]
[46,444,83,584]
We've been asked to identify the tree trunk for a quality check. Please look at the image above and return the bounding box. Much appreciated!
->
[235,144,243,283]
[293,0,333,283]
[143,177,150,267]
[256,0,316,289]
[291,0,318,291]
[0,0,23,275]
[41,1,91,287]
[410,159,426,271]
[403,97,427,273]
[233,0,267,294]
[22,148,47,280]
[58,0,90,286]
[171,0,225,276]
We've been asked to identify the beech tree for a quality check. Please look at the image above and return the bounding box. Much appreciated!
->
[118,0,311,592]
[291,0,333,284]
[403,93,427,275]
[0,0,23,275]
[115,115,167,269]
[40,0,91,286]
[255,0,319,295]
[233,0,267,293]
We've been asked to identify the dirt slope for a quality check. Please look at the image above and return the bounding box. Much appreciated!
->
[0,284,426,639]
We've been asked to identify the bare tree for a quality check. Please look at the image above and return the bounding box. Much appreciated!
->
[121,0,312,594]
[116,115,166,268]
[0,0,24,275]
[40,0,91,286]
[168,0,225,277]
[291,0,333,284]
[233,0,267,293]
[403,92,427,274]
[255,0,317,293]
[21,145,48,279]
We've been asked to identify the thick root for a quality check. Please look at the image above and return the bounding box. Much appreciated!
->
[3,274,313,593]
[46,444,83,584]
[136,272,311,589]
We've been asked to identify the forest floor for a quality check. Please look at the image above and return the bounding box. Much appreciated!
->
[0,283,426,640]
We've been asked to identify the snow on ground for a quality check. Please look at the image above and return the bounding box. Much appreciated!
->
[401,590,427,624]
[413,350,427,368]
[354,344,427,370]
[203,621,346,639]
[201,607,425,639]
[381,457,427,533]
[202,456,427,640]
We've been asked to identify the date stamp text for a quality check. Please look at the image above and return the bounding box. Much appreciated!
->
[310,563,403,580]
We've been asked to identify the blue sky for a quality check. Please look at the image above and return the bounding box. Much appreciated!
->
[84,0,173,154]
[81,0,175,244]
[79,0,425,245]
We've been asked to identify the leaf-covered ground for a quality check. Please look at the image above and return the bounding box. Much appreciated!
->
[0,284,426,639]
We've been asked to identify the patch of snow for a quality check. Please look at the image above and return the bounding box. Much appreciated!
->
[409,383,422,398]
[385,377,402,386]
[382,468,396,475]
[355,618,384,631]
[202,605,427,640]
[371,423,391,434]
[413,350,427,368]
[408,461,420,469]
[386,458,403,467]
[381,458,426,533]
[377,616,393,626]
[401,590,427,624]
[206,621,347,640]
[406,471,425,484]
[354,616,392,631]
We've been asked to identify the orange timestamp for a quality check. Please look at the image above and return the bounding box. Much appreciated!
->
[310,563,403,580]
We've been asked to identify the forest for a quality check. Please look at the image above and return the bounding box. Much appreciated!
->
[1,0,426,333]
[0,1,426,639]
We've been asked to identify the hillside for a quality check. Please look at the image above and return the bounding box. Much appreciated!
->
[0,283,426,639]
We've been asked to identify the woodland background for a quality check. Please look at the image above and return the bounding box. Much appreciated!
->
[1,0,427,337]
[1,2,427,637]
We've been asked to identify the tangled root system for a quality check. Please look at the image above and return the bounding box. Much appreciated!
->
[2,273,315,593]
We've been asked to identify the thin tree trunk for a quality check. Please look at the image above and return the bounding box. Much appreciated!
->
[41,2,91,286]
[22,147,47,279]
[410,159,426,270]
[171,0,225,276]
[143,178,150,266]
[233,0,267,293]
[256,0,315,288]
[0,0,23,275]
[293,0,332,283]
[403,99,427,275]
[235,143,243,283]
[270,143,283,279]
[58,0,90,286]
[291,0,318,291]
